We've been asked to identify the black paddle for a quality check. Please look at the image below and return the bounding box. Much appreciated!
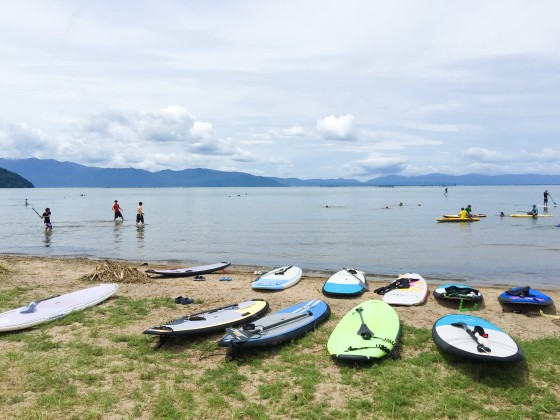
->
[225,311,312,343]
[31,207,42,219]
[274,266,293,276]
[343,268,369,291]
[451,322,491,353]
[355,307,373,340]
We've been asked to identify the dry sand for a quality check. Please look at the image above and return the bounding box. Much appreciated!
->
[1,255,559,340]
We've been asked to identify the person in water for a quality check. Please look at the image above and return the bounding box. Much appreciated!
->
[112,200,124,221]
[459,207,468,218]
[136,202,144,225]
[529,205,538,216]
[41,208,52,231]
[500,212,505,217]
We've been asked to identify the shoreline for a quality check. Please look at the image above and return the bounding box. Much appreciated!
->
[3,252,559,291]
[1,254,558,341]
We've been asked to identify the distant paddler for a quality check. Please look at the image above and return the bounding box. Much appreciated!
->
[528,205,538,216]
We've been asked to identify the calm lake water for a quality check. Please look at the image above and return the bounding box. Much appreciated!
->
[1,186,558,288]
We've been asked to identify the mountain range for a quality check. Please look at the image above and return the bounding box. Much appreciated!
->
[1,158,559,188]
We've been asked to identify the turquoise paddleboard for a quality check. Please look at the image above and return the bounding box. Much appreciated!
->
[327,300,400,361]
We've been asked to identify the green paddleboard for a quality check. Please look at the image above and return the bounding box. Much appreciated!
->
[327,300,400,361]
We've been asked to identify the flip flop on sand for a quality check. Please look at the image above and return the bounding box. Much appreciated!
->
[174,296,195,305]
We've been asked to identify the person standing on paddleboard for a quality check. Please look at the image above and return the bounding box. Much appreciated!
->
[544,190,549,207]
[41,208,52,231]
[136,202,144,225]
[112,200,124,221]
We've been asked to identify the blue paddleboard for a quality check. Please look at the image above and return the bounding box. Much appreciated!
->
[498,286,553,306]
[432,314,523,362]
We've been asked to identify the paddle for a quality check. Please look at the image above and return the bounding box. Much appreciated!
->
[20,294,60,313]
[225,311,312,343]
[355,307,373,340]
[274,266,293,276]
[31,207,42,219]
[548,194,557,206]
[451,322,490,353]
[343,268,369,291]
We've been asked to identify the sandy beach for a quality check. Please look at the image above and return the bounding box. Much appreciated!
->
[1,255,558,341]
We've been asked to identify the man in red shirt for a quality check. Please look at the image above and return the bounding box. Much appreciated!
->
[112,200,124,221]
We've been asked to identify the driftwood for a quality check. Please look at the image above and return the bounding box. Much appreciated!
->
[80,260,149,284]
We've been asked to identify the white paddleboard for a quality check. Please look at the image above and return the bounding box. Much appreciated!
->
[0,283,118,332]
[251,266,303,290]
[381,273,429,306]
[322,268,368,297]
[432,314,523,362]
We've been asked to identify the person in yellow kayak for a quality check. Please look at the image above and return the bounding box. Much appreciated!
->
[528,205,538,216]
[459,207,468,218]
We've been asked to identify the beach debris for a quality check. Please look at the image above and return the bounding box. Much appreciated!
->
[80,260,150,284]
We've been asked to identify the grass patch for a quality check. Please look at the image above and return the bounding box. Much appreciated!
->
[0,298,558,419]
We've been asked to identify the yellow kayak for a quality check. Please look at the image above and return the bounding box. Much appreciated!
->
[443,214,486,218]
[509,214,554,218]
[436,217,480,223]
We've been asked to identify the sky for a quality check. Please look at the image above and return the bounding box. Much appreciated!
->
[1,1,560,180]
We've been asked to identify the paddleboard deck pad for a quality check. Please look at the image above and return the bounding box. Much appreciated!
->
[433,284,483,302]
[328,300,400,361]
[0,283,118,333]
[144,299,269,342]
[322,268,368,297]
[145,262,231,278]
[498,286,553,306]
[251,266,303,290]
[432,314,523,362]
[374,273,429,306]
[218,300,330,352]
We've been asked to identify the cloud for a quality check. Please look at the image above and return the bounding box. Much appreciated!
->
[463,147,512,163]
[351,154,408,177]
[0,123,51,157]
[316,114,354,140]
[190,121,214,139]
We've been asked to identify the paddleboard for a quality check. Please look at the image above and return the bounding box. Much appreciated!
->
[251,266,303,291]
[436,217,480,223]
[143,299,269,337]
[0,283,118,333]
[322,268,368,297]
[432,314,523,362]
[218,300,330,349]
[375,273,429,306]
[433,284,483,302]
[509,214,553,218]
[498,286,553,306]
[328,300,400,361]
[145,262,231,278]
[443,214,486,218]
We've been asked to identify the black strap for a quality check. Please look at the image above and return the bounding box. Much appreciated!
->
[505,286,530,297]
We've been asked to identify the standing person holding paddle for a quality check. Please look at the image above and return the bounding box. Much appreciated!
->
[544,190,549,207]
[40,208,52,231]
[112,200,124,221]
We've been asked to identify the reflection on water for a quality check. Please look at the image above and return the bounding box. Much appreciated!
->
[43,230,52,247]
[136,225,145,247]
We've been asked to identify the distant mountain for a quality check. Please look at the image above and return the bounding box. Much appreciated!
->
[0,158,559,187]
[0,158,282,188]
[365,173,560,186]
[0,167,34,188]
